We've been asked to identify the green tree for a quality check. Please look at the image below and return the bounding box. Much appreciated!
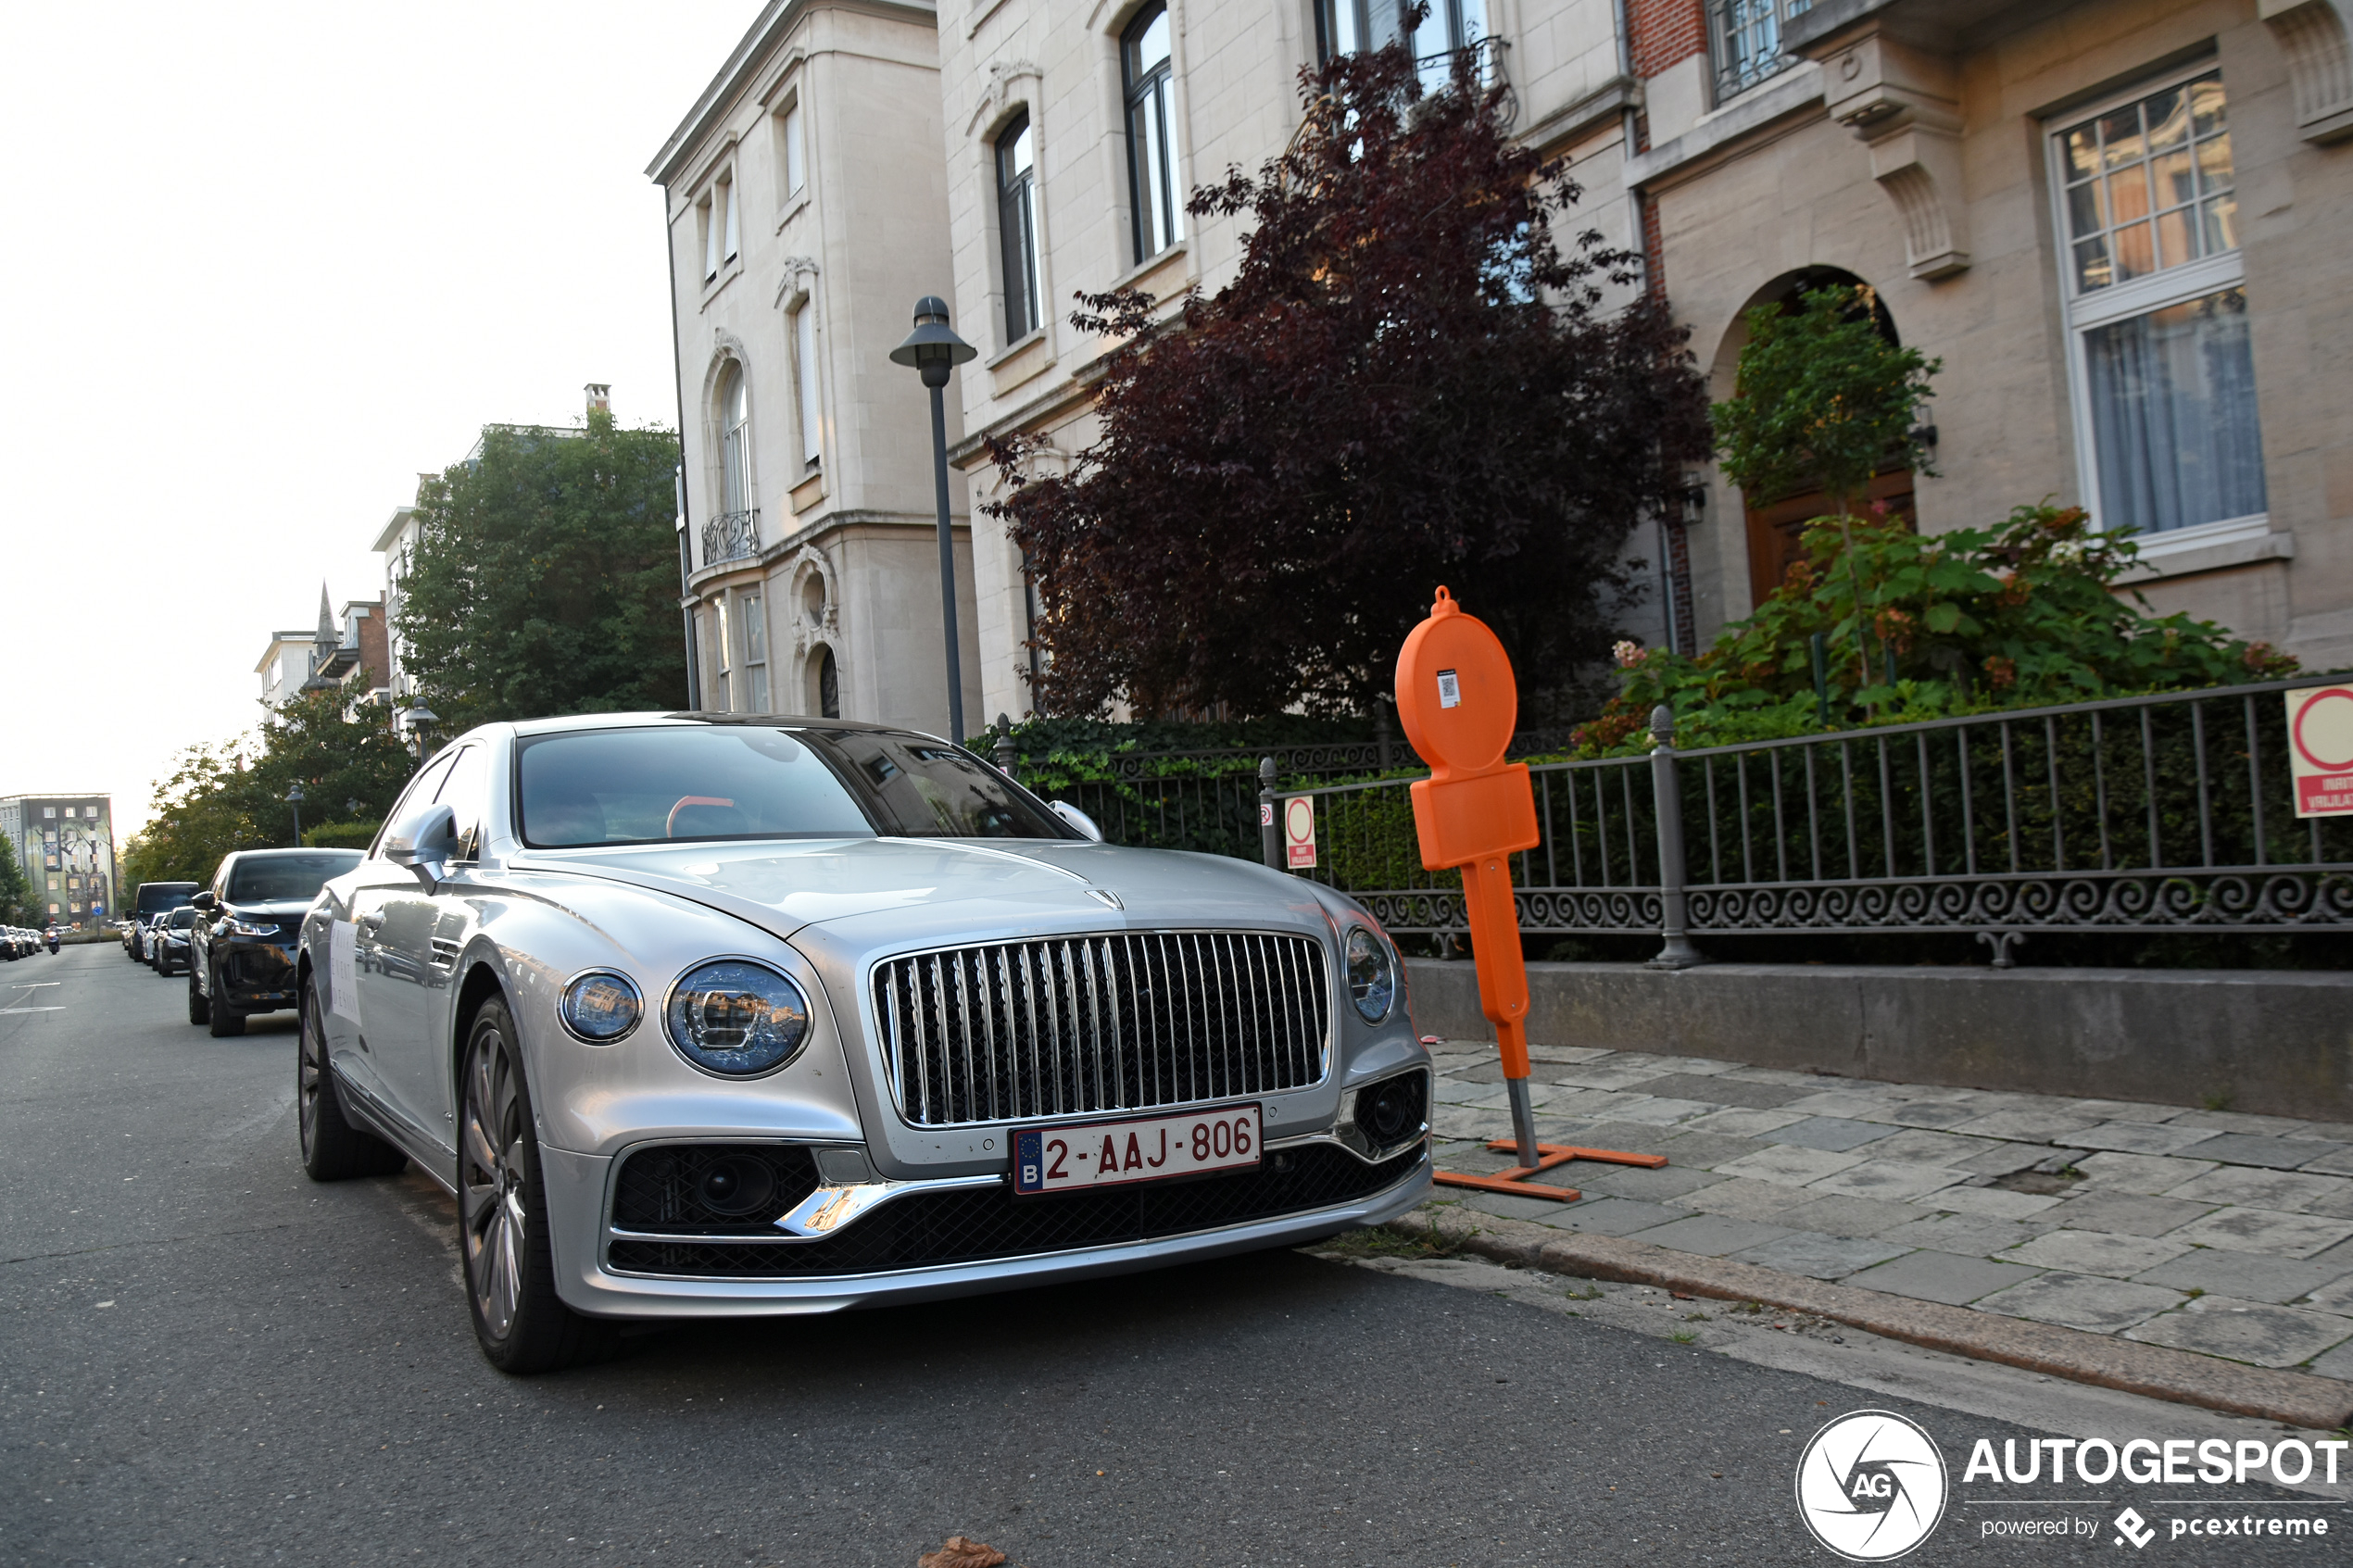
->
[1711,284,1940,692]
[0,833,30,923]
[121,686,422,887]
[395,410,687,730]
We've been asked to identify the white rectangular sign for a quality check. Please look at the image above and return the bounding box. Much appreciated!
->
[329,920,360,1022]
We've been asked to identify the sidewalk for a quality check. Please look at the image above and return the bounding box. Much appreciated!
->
[1410,1037,2353,1420]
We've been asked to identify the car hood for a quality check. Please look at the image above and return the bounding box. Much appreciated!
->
[505,836,1335,947]
[224,899,319,923]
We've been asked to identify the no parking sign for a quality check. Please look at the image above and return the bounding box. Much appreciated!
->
[2285,684,2353,818]
[1283,797,1316,868]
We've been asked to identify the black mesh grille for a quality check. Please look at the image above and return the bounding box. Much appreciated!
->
[606,1142,1423,1278]
[611,1145,824,1234]
[874,931,1330,1128]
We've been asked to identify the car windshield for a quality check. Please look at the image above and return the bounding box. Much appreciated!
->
[225,852,363,903]
[518,727,880,847]
[808,730,1066,838]
[516,725,1067,847]
[167,909,197,930]
[138,884,197,916]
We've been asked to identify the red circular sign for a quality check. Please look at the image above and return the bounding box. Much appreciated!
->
[2293,687,2353,772]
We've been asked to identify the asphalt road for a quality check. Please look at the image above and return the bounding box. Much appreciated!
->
[3,944,2334,1566]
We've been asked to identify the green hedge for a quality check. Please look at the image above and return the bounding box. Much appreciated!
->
[302,820,382,851]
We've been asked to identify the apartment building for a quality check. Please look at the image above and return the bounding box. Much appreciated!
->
[0,794,116,926]
[1624,0,2353,668]
[648,0,980,734]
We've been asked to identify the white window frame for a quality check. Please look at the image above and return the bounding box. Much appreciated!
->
[780,98,807,203]
[700,169,740,283]
[712,598,733,711]
[2044,59,2263,550]
[737,588,770,713]
[791,294,824,470]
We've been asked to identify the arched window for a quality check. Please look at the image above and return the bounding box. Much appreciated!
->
[718,364,750,517]
[1123,5,1183,264]
[997,113,1040,343]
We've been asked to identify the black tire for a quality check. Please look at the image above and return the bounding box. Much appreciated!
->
[298,983,406,1181]
[459,997,616,1374]
[207,964,245,1036]
[186,962,210,1025]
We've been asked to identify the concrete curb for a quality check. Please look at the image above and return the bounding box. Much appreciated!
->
[1388,1207,2353,1431]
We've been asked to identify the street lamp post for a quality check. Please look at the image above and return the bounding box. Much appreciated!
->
[405,701,439,762]
[285,784,305,846]
[888,296,979,744]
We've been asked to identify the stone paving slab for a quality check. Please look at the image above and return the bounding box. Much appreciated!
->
[1729,1231,1910,1280]
[1997,1229,2191,1279]
[1977,1273,2187,1333]
[2165,1207,2353,1260]
[2125,1298,2353,1368]
[2133,1249,2352,1306]
[1419,1035,2353,1405]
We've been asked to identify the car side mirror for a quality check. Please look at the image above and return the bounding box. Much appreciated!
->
[383,803,458,887]
[1048,800,1103,842]
[190,892,216,911]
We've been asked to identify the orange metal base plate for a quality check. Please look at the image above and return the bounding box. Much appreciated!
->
[1430,1141,1669,1203]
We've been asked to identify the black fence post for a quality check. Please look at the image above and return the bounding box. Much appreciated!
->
[1259,758,1282,870]
[1648,704,1707,969]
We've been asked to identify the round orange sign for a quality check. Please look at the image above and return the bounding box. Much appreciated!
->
[1393,586,1517,776]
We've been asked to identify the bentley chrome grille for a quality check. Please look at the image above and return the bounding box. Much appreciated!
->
[873,931,1331,1128]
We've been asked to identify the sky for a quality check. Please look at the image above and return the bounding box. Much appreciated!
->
[0,1,767,841]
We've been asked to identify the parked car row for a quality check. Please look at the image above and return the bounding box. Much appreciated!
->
[1,927,44,959]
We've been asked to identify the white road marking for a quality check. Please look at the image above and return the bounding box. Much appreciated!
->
[8,982,61,989]
[0,1007,65,1014]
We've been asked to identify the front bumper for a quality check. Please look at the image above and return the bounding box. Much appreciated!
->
[218,939,299,1010]
[540,1136,1431,1319]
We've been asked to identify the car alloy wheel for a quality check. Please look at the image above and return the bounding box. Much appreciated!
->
[460,1027,529,1343]
[454,1000,615,1374]
[296,983,404,1181]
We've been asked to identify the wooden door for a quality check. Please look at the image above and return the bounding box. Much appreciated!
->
[1743,468,1917,610]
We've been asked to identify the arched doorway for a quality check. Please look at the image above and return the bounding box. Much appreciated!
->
[807,645,840,719]
[1714,268,1919,610]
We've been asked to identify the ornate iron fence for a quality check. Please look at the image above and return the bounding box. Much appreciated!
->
[1268,678,2353,963]
[701,508,760,569]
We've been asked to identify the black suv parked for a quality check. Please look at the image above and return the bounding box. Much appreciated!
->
[188,849,361,1036]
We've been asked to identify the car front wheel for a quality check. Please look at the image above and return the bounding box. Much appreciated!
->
[206,963,245,1036]
[459,997,614,1374]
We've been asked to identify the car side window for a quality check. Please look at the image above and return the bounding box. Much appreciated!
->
[434,746,490,861]
[375,753,459,860]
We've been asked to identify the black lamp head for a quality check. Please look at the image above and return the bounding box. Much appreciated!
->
[890,295,978,387]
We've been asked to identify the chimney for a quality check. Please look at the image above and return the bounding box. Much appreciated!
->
[585,383,611,416]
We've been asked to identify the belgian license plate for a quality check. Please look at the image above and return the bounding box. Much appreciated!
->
[1013,1103,1262,1197]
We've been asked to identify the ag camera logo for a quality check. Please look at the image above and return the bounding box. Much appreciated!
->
[1795,1410,1950,1561]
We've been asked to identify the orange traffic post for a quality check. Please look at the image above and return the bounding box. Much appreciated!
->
[1395,587,1666,1202]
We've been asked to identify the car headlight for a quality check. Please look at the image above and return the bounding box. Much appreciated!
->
[1344,926,1395,1022]
[665,960,811,1076]
[560,971,643,1043]
[225,917,282,937]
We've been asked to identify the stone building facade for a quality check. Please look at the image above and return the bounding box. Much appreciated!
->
[0,794,116,927]
[660,0,2353,731]
[1624,0,2353,668]
[648,0,981,737]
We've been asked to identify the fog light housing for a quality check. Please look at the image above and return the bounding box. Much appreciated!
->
[696,1153,778,1216]
[1352,1071,1428,1151]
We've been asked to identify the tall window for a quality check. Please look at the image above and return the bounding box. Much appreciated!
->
[1705,0,1808,102]
[712,599,732,711]
[701,174,739,282]
[780,100,807,200]
[812,646,840,719]
[2050,69,2265,539]
[1320,0,1487,87]
[997,114,1040,343]
[718,365,750,516]
[792,300,823,469]
[739,590,770,712]
[1123,5,1184,263]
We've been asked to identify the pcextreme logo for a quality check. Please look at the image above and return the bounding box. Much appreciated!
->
[1794,1410,1951,1562]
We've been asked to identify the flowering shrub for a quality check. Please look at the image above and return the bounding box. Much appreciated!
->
[1567,503,2298,757]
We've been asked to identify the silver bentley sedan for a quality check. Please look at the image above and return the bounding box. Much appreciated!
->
[295,713,1432,1373]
